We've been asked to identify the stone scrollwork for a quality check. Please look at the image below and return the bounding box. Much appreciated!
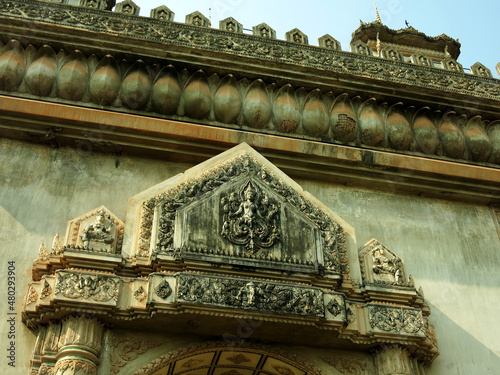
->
[54,271,120,303]
[178,274,325,317]
[110,335,162,375]
[322,357,368,375]
[220,180,280,253]
[368,305,425,335]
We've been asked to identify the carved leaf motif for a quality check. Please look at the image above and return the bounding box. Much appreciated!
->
[226,353,252,364]
[111,336,162,374]
[322,357,367,375]
[40,279,52,299]
[26,284,38,304]
[37,241,50,262]
[221,370,243,375]
[273,365,295,375]
[182,358,204,368]
[54,358,96,375]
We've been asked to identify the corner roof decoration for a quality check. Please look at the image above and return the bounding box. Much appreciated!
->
[352,21,461,60]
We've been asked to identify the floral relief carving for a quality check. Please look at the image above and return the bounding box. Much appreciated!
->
[220,180,280,253]
[368,305,425,335]
[54,272,120,302]
[26,284,38,304]
[326,296,343,317]
[178,274,325,317]
[54,358,96,375]
[322,357,367,375]
[226,353,251,364]
[40,279,52,299]
[37,241,50,262]
[111,335,162,375]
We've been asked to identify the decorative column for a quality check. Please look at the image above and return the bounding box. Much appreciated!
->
[53,315,104,375]
[374,345,417,375]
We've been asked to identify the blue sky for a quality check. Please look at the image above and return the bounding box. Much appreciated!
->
[135,0,499,75]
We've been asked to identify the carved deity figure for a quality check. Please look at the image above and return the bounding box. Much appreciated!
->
[237,282,259,306]
[260,28,269,38]
[293,33,302,43]
[371,247,403,284]
[418,56,429,66]
[220,181,280,253]
[192,16,202,26]
[122,4,132,14]
[80,210,114,249]
[157,10,167,20]
[226,22,235,32]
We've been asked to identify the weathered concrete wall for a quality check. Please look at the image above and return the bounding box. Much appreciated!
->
[0,137,191,373]
[305,182,500,374]
[1,137,499,374]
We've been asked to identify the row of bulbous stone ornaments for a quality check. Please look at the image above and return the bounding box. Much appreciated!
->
[1,39,499,164]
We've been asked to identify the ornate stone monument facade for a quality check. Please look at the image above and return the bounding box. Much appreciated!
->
[0,1,499,374]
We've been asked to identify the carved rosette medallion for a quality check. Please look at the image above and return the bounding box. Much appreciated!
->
[54,272,120,303]
[178,274,325,317]
[220,180,280,253]
[155,279,172,299]
[368,305,425,335]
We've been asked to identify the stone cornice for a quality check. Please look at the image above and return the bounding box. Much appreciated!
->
[0,0,499,104]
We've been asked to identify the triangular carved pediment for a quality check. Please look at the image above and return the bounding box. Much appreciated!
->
[129,143,350,277]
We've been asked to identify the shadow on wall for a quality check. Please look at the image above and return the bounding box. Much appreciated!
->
[426,301,500,375]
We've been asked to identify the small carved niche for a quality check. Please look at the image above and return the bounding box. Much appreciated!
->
[114,0,140,15]
[65,206,124,253]
[359,239,410,287]
[350,41,372,56]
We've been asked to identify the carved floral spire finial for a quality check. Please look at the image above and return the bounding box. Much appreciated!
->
[374,3,382,23]
[52,233,63,254]
[37,241,50,262]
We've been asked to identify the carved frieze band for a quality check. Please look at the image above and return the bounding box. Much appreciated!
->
[1,0,498,100]
[54,271,120,304]
[140,153,347,274]
[177,273,326,317]
[368,305,425,336]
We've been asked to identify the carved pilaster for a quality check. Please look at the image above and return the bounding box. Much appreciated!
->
[374,345,416,375]
[53,315,104,375]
